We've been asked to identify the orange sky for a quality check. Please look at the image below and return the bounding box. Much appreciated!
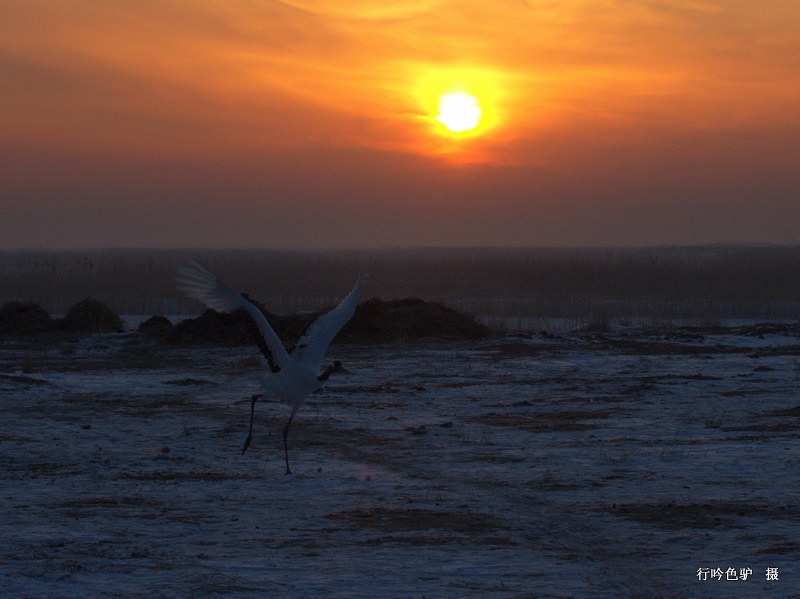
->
[2,0,799,248]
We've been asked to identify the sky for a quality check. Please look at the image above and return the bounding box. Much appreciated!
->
[1,0,799,249]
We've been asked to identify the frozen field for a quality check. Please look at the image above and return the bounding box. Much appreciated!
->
[1,325,798,598]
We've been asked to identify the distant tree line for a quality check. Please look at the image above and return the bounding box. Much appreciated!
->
[0,246,798,321]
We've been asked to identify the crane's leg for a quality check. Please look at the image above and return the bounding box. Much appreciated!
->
[283,415,295,475]
[241,394,262,454]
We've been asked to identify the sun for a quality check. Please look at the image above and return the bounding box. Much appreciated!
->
[412,67,502,151]
[435,92,482,133]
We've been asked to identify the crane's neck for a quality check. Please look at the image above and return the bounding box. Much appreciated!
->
[317,363,337,382]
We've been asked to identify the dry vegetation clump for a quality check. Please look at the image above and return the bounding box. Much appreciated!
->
[343,297,489,341]
[244,294,320,348]
[733,322,800,336]
[469,410,612,432]
[60,299,125,333]
[0,301,55,335]
[165,299,312,347]
[608,502,784,530]
[326,507,501,535]
[138,315,174,339]
[167,309,256,345]
[165,296,489,346]
[0,299,126,336]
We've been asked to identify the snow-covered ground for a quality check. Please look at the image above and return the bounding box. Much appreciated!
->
[1,326,798,598]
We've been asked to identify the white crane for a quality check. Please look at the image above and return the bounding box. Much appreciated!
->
[176,261,363,474]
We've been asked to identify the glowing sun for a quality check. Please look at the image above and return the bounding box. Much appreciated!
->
[435,92,482,133]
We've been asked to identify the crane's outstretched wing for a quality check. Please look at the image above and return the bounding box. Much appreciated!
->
[291,274,364,368]
[176,261,291,373]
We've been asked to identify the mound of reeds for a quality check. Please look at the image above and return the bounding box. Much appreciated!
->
[0,299,126,336]
[343,297,489,341]
[0,301,55,335]
[163,296,489,347]
[167,309,258,345]
[60,299,125,333]
[138,315,174,339]
[163,292,311,347]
